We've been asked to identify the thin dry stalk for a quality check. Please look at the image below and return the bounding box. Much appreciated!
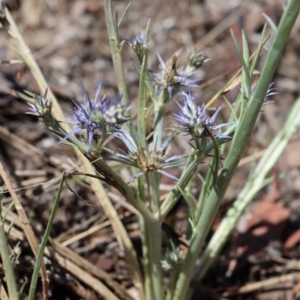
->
[50,239,134,300]
[60,220,111,247]
[1,201,133,299]
[44,246,121,300]
[0,162,49,300]
[0,282,9,300]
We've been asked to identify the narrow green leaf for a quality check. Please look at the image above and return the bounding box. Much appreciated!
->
[137,55,147,135]
[145,19,151,42]
[242,31,251,100]
[178,187,196,223]
[0,187,19,300]
[28,173,66,300]
[230,30,251,105]
[132,59,157,101]
[263,13,278,32]
[118,2,131,28]
[250,24,267,76]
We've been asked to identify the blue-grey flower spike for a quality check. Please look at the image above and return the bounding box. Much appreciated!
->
[27,90,52,117]
[27,91,59,129]
[112,128,185,181]
[150,54,202,100]
[174,91,233,140]
[61,81,130,150]
[126,33,148,60]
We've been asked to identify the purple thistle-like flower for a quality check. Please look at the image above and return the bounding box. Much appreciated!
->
[151,54,201,100]
[61,81,130,149]
[27,90,59,130]
[126,33,148,50]
[126,33,148,61]
[112,129,186,181]
[27,90,52,117]
[174,91,232,140]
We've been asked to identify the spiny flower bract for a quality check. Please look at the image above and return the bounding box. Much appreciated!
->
[174,91,232,140]
[186,49,209,72]
[112,129,186,181]
[252,82,277,104]
[61,81,130,149]
[27,90,57,129]
[126,33,148,60]
[27,90,52,118]
[151,54,201,100]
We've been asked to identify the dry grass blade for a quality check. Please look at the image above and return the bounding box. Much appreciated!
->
[0,281,9,300]
[223,273,300,297]
[1,206,131,299]
[60,220,111,247]
[50,239,135,300]
[54,213,104,242]
[44,246,121,300]
[0,162,49,300]
[0,126,69,170]
[20,0,44,27]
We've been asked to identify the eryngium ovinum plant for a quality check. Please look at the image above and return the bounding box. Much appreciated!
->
[27,1,300,299]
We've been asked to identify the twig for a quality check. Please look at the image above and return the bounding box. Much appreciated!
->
[223,272,300,296]
[0,162,49,300]
[0,282,9,300]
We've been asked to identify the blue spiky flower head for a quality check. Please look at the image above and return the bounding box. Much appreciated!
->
[61,81,130,150]
[27,90,58,130]
[27,90,52,118]
[112,129,186,181]
[126,33,148,61]
[151,54,201,100]
[174,91,232,140]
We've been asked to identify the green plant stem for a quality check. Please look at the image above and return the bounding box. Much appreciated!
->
[196,168,212,221]
[144,219,162,300]
[137,55,148,135]
[140,217,152,300]
[104,0,129,104]
[140,215,163,300]
[153,91,168,148]
[172,2,300,299]
[28,174,66,300]
[147,172,160,216]
[0,219,19,300]
[92,156,155,222]
[142,171,162,300]
[158,149,203,219]
[195,132,220,222]
[132,60,157,104]
[165,267,180,300]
